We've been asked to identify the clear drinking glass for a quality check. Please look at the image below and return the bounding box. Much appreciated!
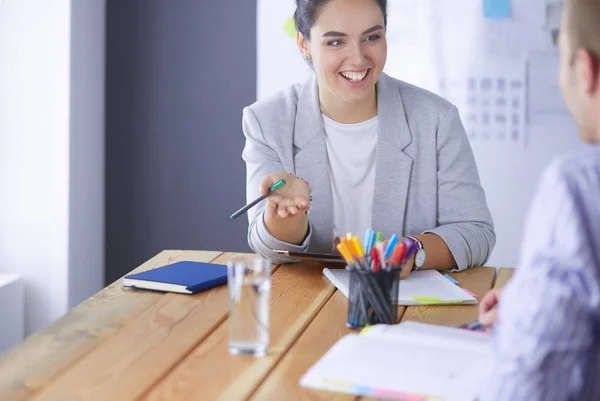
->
[227,255,271,357]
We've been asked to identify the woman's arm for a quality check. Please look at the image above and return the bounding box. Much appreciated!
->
[410,233,455,270]
[424,105,496,271]
[393,233,455,279]
[241,107,311,263]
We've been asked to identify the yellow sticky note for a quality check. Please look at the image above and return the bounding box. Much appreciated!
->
[410,296,442,304]
[322,378,354,388]
[282,17,296,39]
[359,325,374,336]
[410,296,462,305]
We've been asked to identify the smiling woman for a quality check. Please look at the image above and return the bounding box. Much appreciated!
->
[295,0,387,123]
[240,0,496,278]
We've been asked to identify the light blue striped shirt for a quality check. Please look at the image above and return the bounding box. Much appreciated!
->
[480,146,600,401]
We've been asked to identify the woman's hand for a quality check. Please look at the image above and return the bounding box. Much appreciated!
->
[260,172,311,245]
[260,172,310,221]
[479,289,503,330]
[398,257,413,280]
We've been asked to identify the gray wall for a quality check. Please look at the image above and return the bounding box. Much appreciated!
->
[106,0,256,284]
[70,0,105,307]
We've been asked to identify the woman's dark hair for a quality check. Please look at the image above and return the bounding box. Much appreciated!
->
[293,0,387,40]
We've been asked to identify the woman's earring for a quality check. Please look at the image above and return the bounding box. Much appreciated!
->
[305,54,312,62]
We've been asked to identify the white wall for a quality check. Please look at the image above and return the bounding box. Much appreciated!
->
[471,116,585,269]
[0,0,71,335]
[0,0,105,335]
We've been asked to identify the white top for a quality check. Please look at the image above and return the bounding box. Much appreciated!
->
[322,114,378,242]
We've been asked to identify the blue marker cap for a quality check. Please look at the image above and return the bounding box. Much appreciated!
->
[363,228,373,252]
[369,231,378,250]
[384,234,399,260]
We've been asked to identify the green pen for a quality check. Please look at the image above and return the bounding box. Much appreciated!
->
[229,179,286,220]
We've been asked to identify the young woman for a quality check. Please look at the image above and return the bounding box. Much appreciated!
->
[241,0,495,276]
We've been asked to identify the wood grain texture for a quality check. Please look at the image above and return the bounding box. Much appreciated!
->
[493,268,514,290]
[0,250,222,401]
[28,252,254,401]
[0,252,508,401]
[140,262,335,401]
[400,266,496,327]
[250,289,395,401]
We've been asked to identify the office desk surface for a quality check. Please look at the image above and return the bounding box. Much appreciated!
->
[0,250,514,401]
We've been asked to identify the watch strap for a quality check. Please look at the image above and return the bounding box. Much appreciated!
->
[407,236,424,271]
[407,235,423,250]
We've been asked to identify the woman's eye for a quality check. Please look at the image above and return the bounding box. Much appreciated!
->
[364,34,381,42]
[327,40,343,47]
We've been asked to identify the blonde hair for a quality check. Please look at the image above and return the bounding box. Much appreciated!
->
[566,0,600,59]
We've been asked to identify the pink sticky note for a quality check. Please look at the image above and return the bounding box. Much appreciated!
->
[461,287,478,298]
[372,389,427,401]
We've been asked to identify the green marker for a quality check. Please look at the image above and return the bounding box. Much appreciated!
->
[229,179,286,220]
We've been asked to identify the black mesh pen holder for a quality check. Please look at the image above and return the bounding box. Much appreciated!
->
[346,268,400,329]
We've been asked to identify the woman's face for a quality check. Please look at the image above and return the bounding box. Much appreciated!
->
[298,0,387,105]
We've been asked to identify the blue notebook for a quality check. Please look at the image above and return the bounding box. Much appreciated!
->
[122,261,228,294]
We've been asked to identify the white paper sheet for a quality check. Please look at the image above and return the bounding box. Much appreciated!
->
[300,322,491,400]
[323,268,478,305]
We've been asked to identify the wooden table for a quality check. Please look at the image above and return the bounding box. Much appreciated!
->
[0,250,514,401]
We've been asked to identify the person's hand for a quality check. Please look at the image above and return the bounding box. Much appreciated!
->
[398,256,414,280]
[260,172,310,221]
[479,289,503,329]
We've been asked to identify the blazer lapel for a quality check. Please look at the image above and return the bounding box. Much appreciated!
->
[293,76,334,253]
[372,73,414,237]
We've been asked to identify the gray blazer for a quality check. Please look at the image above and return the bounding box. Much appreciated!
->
[241,73,495,270]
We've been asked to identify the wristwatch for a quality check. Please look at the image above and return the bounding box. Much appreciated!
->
[407,236,426,271]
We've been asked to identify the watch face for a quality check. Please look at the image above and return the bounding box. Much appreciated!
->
[415,249,426,267]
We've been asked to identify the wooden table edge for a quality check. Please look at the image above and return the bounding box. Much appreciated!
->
[0,250,226,401]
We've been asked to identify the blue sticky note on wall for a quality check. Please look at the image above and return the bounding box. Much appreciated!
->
[483,0,511,19]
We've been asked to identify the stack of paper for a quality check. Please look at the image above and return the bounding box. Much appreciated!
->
[322,268,477,306]
[300,321,491,400]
